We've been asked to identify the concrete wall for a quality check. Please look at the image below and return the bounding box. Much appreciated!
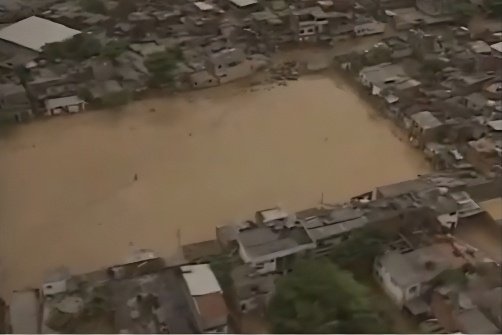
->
[374,259,406,306]
[217,60,255,84]
[354,21,385,37]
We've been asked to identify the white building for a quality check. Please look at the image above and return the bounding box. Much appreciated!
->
[237,211,316,274]
[374,243,468,308]
[44,96,86,116]
[181,264,229,333]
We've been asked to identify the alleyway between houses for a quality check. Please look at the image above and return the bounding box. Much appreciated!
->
[0,74,430,299]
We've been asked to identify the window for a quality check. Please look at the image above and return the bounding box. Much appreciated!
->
[408,285,418,295]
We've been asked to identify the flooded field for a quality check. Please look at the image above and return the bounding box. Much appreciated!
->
[0,74,429,299]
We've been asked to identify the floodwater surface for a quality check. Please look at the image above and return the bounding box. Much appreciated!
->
[0,75,429,298]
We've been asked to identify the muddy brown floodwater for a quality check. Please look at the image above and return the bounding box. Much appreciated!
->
[0,74,430,299]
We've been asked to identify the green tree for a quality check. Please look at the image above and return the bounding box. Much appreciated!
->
[80,0,107,14]
[144,51,178,88]
[268,259,391,334]
[330,228,392,274]
[484,0,502,16]
[43,34,102,61]
[452,2,477,23]
[101,40,128,61]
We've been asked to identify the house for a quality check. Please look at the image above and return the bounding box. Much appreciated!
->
[41,256,209,333]
[469,40,492,55]
[382,36,413,59]
[189,70,218,88]
[9,289,40,334]
[483,81,502,100]
[353,16,385,37]
[301,207,368,257]
[374,243,468,308]
[441,74,494,97]
[250,10,291,46]
[468,40,500,71]
[407,28,445,58]
[44,96,85,116]
[358,62,407,95]
[236,210,316,274]
[424,143,473,171]
[409,111,444,145]
[465,92,488,112]
[181,264,229,333]
[0,16,80,53]
[231,265,278,314]
[229,0,260,12]
[430,263,502,334]
[290,6,329,42]
[450,191,484,218]
[465,137,502,175]
[388,7,452,31]
[375,179,433,199]
[325,11,353,39]
[0,82,31,121]
[431,289,500,334]
[490,41,502,57]
[88,80,127,103]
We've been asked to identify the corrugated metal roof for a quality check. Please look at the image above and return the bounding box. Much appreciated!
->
[0,16,81,51]
[181,264,221,296]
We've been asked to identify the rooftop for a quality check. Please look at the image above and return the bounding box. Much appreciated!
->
[469,40,491,54]
[0,16,80,52]
[181,264,222,296]
[257,207,288,224]
[376,179,432,198]
[229,0,258,8]
[491,41,502,54]
[237,224,315,262]
[194,1,214,11]
[45,96,84,110]
[411,111,443,130]
[379,243,468,288]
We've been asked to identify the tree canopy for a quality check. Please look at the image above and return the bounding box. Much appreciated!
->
[268,259,391,334]
[80,0,107,14]
[100,40,128,60]
[330,228,392,274]
[144,51,178,88]
[43,34,102,61]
